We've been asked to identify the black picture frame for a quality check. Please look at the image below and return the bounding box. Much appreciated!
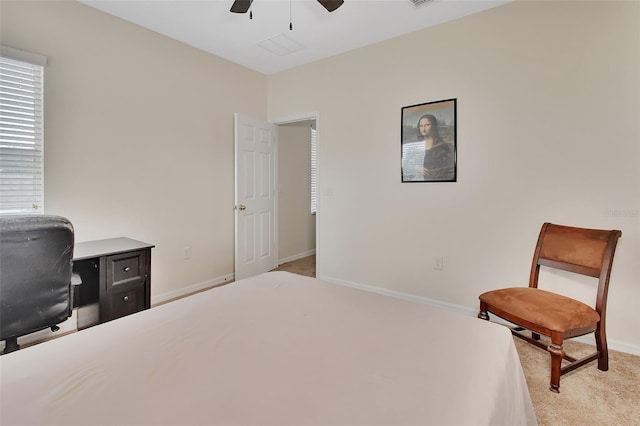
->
[401,98,457,182]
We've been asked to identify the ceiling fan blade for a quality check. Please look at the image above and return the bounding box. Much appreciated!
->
[317,0,344,12]
[230,0,253,14]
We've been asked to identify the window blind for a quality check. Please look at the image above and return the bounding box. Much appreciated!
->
[0,50,45,214]
[310,127,317,215]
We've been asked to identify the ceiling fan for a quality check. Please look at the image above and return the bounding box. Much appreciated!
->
[230,0,344,14]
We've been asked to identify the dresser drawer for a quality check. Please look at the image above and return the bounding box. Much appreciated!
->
[106,250,147,290]
[103,286,146,321]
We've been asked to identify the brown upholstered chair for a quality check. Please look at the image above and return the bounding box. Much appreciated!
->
[478,222,622,393]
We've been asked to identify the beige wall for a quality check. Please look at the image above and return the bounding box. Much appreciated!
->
[2,0,639,353]
[278,124,316,261]
[1,0,267,299]
[268,0,640,352]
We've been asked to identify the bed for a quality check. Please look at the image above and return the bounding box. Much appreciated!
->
[0,271,536,425]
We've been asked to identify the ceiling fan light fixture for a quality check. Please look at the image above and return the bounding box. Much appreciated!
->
[317,0,344,13]
[230,0,253,13]
[231,0,343,15]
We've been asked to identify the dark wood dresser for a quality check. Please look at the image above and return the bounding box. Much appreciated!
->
[73,238,154,329]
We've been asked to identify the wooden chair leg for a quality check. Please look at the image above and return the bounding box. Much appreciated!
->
[595,323,609,371]
[548,336,564,393]
[478,302,489,321]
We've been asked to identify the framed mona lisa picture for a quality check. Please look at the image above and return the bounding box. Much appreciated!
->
[401,98,457,183]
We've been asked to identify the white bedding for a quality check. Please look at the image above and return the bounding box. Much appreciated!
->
[0,271,536,425]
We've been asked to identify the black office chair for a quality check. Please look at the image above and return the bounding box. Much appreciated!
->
[1,215,77,354]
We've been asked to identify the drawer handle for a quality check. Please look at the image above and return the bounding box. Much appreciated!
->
[123,266,131,272]
[123,296,129,301]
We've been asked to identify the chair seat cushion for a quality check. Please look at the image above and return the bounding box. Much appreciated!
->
[479,287,600,333]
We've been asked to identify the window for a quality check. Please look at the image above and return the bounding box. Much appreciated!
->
[310,126,317,215]
[0,47,46,214]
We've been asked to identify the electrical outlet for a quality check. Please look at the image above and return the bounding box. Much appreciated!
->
[183,246,192,260]
[434,256,444,270]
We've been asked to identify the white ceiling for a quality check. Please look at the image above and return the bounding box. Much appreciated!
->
[79,0,510,75]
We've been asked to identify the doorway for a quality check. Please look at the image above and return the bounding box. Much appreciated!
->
[275,116,318,273]
[233,114,318,281]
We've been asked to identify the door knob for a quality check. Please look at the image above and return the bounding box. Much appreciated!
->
[235,204,246,211]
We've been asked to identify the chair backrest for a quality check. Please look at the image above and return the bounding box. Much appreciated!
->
[529,222,622,314]
[0,215,75,340]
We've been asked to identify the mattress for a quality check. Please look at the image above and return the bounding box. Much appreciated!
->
[0,271,537,425]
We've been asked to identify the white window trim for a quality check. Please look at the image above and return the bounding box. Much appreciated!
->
[0,46,48,67]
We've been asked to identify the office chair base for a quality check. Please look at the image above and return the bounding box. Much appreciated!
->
[3,337,19,354]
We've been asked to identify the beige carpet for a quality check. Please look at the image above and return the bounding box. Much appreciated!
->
[276,255,640,425]
[515,337,640,425]
[273,255,316,277]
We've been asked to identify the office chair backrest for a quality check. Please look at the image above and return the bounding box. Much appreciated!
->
[0,215,75,342]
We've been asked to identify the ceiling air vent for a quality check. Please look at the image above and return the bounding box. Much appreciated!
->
[411,0,435,6]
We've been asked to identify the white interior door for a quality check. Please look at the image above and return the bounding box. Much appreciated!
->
[234,114,278,281]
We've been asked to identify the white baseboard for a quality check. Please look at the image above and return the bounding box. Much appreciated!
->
[151,272,235,306]
[8,272,637,358]
[278,249,316,265]
[156,249,316,306]
[318,274,640,357]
